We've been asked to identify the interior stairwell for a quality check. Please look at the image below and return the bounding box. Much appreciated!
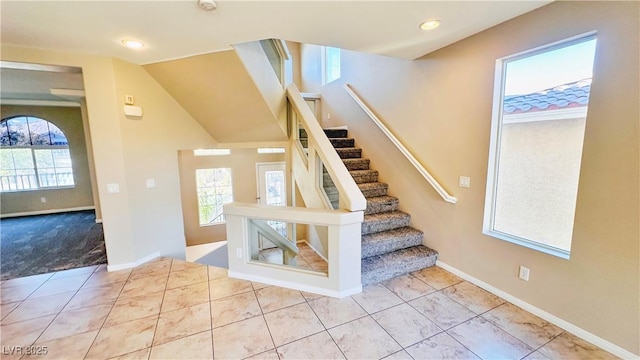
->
[323,128,438,286]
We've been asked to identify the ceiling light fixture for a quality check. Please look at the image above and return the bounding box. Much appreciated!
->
[121,39,145,49]
[198,0,217,10]
[420,19,441,31]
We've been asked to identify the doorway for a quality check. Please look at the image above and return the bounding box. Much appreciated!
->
[256,162,287,250]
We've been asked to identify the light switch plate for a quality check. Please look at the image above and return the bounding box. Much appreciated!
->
[146,179,155,189]
[125,94,134,105]
[107,183,120,193]
[459,176,471,188]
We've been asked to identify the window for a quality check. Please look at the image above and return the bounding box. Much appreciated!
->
[324,46,341,84]
[196,168,233,225]
[0,116,74,192]
[483,34,597,259]
[193,148,231,156]
[257,147,285,154]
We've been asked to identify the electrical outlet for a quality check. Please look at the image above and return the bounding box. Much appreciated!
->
[40,197,46,203]
[519,266,530,281]
[236,248,243,258]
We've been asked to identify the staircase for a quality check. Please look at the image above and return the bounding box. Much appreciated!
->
[323,128,438,286]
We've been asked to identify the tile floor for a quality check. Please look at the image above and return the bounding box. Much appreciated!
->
[0,258,619,360]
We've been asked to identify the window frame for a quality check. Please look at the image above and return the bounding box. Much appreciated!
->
[195,167,234,226]
[482,32,597,259]
[322,46,341,85]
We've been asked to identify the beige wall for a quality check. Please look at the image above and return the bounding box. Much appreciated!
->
[143,50,287,143]
[318,2,639,354]
[1,105,94,214]
[1,45,217,266]
[179,148,285,246]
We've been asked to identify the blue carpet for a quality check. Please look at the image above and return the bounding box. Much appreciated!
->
[0,210,107,280]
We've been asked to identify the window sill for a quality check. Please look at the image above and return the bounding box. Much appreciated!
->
[1,186,76,194]
[483,229,571,260]
[199,221,226,227]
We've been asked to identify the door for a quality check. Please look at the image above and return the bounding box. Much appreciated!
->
[256,162,287,249]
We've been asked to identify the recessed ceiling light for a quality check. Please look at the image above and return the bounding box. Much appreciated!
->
[420,19,441,31]
[121,40,145,49]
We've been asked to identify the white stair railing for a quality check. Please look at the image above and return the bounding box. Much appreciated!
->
[225,203,363,297]
[288,84,367,211]
[344,84,458,204]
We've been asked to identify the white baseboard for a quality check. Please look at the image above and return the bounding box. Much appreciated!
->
[228,270,361,298]
[107,252,160,272]
[1,206,96,219]
[436,260,639,359]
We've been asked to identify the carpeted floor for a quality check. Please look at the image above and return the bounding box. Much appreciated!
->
[0,210,107,280]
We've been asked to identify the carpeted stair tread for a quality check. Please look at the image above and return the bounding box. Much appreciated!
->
[362,211,411,235]
[361,245,438,286]
[362,227,424,258]
[358,182,388,198]
[343,158,370,171]
[336,148,363,159]
[323,129,348,138]
[349,169,379,184]
[329,138,355,148]
[365,196,399,215]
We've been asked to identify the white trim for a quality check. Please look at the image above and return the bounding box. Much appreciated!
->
[344,84,457,204]
[95,218,103,224]
[436,261,639,360]
[107,252,160,272]
[229,270,361,298]
[0,61,81,73]
[0,206,95,218]
[300,92,321,100]
[0,99,81,107]
[50,88,85,99]
[502,107,587,124]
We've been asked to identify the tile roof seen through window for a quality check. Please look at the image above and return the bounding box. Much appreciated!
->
[503,79,591,114]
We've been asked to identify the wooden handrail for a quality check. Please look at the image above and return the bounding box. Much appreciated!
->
[344,84,457,204]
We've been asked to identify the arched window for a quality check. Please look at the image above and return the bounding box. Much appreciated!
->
[0,116,75,191]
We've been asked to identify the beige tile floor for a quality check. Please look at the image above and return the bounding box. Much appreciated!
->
[0,258,619,360]
[258,243,328,273]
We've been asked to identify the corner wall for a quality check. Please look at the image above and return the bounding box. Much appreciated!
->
[1,45,217,267]
[319,1,639,355]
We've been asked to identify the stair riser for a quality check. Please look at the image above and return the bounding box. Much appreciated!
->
[361,251,437,286]
[336,149,362,159]
[365,200,399,215]
[362,217,411,235]
[330,138,355,148]
[361,246,438,286]
[350,171,378,184]
[324,129,348,138]
[360,186,387,198]
[343,160,370,171]
[362,233,424,258]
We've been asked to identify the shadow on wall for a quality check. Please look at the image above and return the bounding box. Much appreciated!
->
[189,242,229,268]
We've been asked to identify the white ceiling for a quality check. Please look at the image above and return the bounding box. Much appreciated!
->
[0,1,550,65]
